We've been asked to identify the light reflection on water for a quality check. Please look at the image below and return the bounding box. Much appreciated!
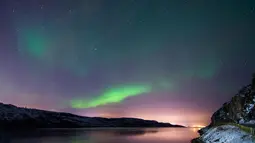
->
[1,128,199,143]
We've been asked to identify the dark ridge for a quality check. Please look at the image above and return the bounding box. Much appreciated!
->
[0,102,184,129]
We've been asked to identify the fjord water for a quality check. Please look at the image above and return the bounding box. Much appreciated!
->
[1,128,199,143]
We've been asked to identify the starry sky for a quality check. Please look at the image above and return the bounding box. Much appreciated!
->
[0,0,255,127]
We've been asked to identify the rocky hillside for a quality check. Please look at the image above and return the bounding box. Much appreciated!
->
[211,84,255,125]
[0,103,184,129]
[201,74,255,133]
[193,74,255,143]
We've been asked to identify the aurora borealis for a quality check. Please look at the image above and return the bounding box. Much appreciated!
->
[71,84,152,108]
[0,0,255,127]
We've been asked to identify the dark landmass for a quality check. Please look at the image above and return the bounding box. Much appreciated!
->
[0,102,184,129]
[192,74,255,143]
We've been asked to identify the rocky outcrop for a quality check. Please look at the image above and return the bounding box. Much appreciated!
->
[211,84,255,125]
[0,103,184,129]
[198,125,254,143]
[193,74,255,143]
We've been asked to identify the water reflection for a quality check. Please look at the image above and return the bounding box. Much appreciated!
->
[0,128,199,143]
[111,128,158,136]
[128,128,199,143]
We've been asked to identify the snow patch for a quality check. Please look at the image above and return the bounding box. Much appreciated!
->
[245,104,254,113]
[243,120,255,124]
[239,119,245,124]
[201,125,254,143]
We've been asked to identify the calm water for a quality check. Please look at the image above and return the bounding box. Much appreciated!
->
[1,128,199,143]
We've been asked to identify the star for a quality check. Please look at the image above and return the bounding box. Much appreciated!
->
[244,60,247,66]
[251,7,255,13]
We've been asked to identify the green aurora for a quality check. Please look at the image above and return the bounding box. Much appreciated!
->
[17,27,49,59]
[15,7,220,110]
[70,85,152,108]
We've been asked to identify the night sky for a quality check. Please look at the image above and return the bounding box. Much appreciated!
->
[0,0,255,127]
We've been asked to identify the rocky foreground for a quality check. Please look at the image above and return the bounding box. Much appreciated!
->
[192,125,254,143]
[192,74,255,143]
[0,102,183,129]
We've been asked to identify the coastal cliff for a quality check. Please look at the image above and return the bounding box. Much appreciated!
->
[192,74,255,143]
